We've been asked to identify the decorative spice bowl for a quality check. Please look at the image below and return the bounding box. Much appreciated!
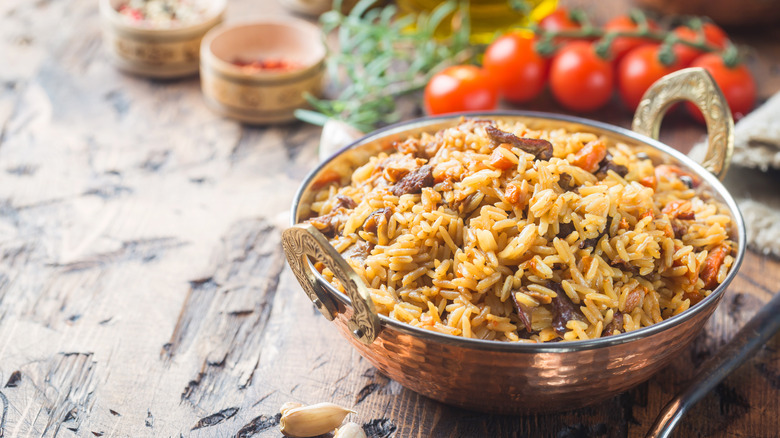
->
[281,69,746,413]
[99,0,226,78]
[199,18,326,124]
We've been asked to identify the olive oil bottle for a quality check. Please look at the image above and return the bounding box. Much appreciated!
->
[397,0,558,44]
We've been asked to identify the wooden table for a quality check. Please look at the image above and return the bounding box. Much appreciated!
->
[1,0,778,437]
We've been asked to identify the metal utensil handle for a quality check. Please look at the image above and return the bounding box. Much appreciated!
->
[281,223,381,345]
[646,290,780,438]
[632,67,734,179]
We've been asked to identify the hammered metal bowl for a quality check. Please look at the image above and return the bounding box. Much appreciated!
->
[282,69,746,413]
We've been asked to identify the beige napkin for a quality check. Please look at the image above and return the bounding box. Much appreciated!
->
[690,93,780,258]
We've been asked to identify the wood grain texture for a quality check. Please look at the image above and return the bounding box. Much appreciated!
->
[0,0,778,437]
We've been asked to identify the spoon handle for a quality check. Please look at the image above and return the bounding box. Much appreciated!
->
[646,289,780,438]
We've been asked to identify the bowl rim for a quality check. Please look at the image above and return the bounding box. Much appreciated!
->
[99,0,227,36]
[291,110,747,353]
[199,17,327,81]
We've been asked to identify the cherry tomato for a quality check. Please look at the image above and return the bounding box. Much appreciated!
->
[424,65,498,115]
[603,15,659,63]
[672,23,729,66]
[686,53,756,122]
[549,41,613,112]
[483,32,549,103]
[617,44,683,110]
[538,8,581,33]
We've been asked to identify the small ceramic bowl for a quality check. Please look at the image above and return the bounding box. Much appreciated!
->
[199,18,326,125]
[99,0,226,78]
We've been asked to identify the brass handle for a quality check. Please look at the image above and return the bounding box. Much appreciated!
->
[631,67,734,179]
[281,223,381,345]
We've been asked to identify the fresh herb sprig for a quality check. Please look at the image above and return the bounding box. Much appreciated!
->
[295,0,474,133]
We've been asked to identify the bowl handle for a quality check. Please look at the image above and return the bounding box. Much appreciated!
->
[282,223,381,345]
[631,67,734,179]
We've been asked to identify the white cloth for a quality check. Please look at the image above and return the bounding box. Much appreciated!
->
[690,93,780,258]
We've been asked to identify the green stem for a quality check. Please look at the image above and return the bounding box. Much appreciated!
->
[568,9,590,28]
[295,108,332,127]
[664,34,719,53]
[686,16,703,31]
[629,8,648,30]
[657,44,678,66]
[721,42,740,68]
[536,26,723,60]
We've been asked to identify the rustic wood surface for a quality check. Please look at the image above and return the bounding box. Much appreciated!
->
[1,0,778,437]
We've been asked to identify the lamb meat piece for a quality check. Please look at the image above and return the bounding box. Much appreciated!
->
[557,221,576,239]
[595,153,629,178]
[378,154,421,183]
[511,287,534,333]
[579,217,612,250]
[342,240,372,264]
[306,208,350,238]
[363,207,393,234]
[623,285,646,313]
[662,200,695,221]
[452,192,484,215]
[394,137,441,159]
[391,165,434,196]
[671,219,687,239]
[485,125,553,161]
[548,281,585,336]
[603,312,624,336]
[609,257,640,274]
[558,172,577,191]
[526,290,552,304]
[333,194,356,210]
[579,235,602,249]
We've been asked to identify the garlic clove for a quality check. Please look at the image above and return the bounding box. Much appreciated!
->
[319,119,364,162]
[334,422,367,438]
[279,402,355,437]
[279,402,304,416]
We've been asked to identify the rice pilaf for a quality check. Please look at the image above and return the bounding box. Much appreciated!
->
[304,118,735,343]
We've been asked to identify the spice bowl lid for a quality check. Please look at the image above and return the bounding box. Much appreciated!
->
[200,17,326,80]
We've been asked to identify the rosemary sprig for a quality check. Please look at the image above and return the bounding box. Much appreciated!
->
[295,0,474,133]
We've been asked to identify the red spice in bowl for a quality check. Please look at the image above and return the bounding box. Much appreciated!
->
[231,57,304,73]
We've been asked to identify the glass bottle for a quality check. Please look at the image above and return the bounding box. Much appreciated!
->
[396,0,558,44]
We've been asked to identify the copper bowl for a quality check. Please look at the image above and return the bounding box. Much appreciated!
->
[282,69,746,413]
